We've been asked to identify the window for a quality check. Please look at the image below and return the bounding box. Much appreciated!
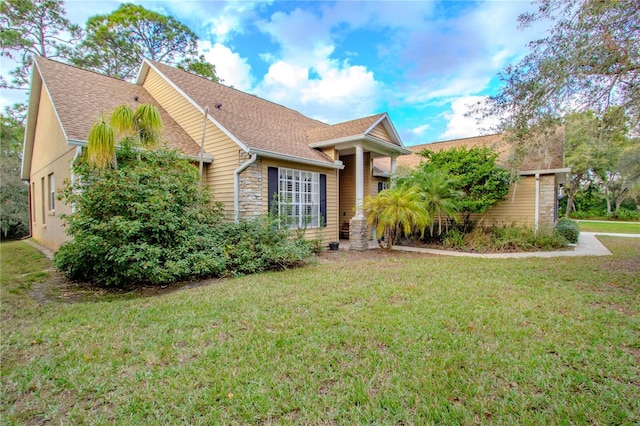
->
[378,181,388,192]
[277,168,320,228]
[41,177,46,224]
[31,182,36,223]
[48,173,55,211]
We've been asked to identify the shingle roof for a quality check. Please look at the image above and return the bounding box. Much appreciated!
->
[34,57,201,156]
[390,132,564,172]
[306,113,386,143]
[147,60,338,163]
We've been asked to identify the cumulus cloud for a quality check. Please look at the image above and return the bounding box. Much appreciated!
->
[199,41,254,91]
[254,7,382,123]
[440,96,499,140]
[412,124,431,135]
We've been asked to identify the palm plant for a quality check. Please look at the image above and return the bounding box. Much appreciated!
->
[86,103,164,168]
[407,170,462,236]
[364,185,431,250]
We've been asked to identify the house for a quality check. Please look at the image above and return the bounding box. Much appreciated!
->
[376,132,570,229]
[21,56,411,251]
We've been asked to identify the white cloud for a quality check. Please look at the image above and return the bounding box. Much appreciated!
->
[440,96,499,140]
[412,124,431,135]
[199,41,253,91]
[254,9,382,123]
[257,53,379,124]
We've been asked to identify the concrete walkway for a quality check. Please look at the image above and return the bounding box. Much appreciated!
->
[340,231,640,258]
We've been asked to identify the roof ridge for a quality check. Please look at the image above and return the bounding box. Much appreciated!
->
[35,56,135,86]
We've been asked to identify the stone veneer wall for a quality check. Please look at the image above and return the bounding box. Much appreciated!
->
[538,174,557,227]
[238,152,263,218]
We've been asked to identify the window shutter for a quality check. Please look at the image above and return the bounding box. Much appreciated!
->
[268,167,279,215]
[378,182,383,192]
[320,174,327,227]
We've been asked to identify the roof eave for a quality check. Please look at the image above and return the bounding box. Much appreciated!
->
[248,148,345,170]
[67,139,213,163]
[309,135,412,156]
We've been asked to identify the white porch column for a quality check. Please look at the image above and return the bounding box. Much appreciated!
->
[355,143,364,218]
[390,155,398,188]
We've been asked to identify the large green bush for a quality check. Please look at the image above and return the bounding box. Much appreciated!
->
[55,147,312,287]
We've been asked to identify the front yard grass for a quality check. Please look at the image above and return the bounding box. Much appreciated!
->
[1,238,639,424]
[576,220,640,234]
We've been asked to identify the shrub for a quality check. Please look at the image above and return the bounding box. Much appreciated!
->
[55,148,312,287]
[555,218,580,243]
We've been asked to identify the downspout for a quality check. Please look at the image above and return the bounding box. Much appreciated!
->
[534,172,540,232]
[199,106,209,190]
[70,147,83,213]
[234,153,258,223]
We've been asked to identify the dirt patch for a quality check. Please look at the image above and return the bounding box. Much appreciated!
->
[601,257,640,274]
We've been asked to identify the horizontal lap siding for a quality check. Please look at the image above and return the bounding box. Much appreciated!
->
[471,176,536,226]
[261,158,339,244]
[368,124,392,142]
[142,70,239,216]
[30,89,75,250]
[339,155,356,225]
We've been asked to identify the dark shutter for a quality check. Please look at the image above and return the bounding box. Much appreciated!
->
[378,182,383,192]
[320,173,327,227]
[267,167,279,215]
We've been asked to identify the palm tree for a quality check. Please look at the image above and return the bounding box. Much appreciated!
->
[407,170,462,236]
[86,103,164,168]
[364,185,431,250]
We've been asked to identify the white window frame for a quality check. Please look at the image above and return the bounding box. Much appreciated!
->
[277,168,320,229]
[48,173,55,211]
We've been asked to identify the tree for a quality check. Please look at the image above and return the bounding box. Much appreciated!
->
[417,146,511,227]
[364,186,431,250]
[564,108,639,218]
[86,103,164,169]
[72,3,218,82]
[0,0,82,89]
[0,109,29,239]
[480,0,639,142]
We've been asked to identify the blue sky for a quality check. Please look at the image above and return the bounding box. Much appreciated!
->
[1,0,547,146]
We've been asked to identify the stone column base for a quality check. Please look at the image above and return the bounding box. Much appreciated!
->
[349,217,370,251]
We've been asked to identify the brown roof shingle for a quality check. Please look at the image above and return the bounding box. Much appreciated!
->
[306,113,385,143]
[147,60,336,163]
[390,132,565,172]
[35,57,201,156]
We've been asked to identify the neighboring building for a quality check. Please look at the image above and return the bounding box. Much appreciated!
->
[21,57,411,251]
[376,133,570,229]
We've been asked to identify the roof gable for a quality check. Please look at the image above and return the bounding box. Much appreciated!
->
[29,57,200,156]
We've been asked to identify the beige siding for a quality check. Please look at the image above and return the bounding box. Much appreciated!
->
[142,69,239,215]
[339,153,381,238]
[370,175,387,195]
[470,176,536,226]
[368,123,392,142]
[261,158,339,244]
[30,89,75,249]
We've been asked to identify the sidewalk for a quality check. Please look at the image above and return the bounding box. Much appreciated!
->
[340,231,640,258]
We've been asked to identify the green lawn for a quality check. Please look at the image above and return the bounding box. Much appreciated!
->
[576,220,640,234]
[2,239,639,424]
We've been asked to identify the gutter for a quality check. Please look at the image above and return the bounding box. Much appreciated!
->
[67,139,213,163]
[248,148,344,170]
[234,153,258,223]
